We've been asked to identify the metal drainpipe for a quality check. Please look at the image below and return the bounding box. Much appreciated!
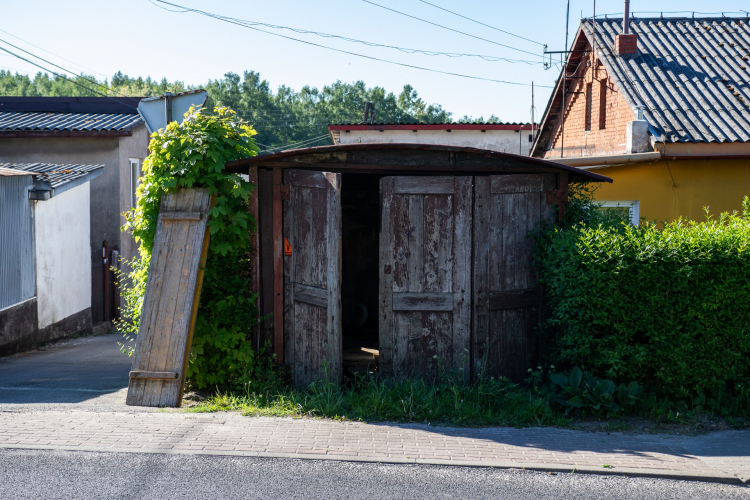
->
[103,240,110,322]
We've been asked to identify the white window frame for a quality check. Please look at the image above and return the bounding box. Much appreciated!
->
[597,200,640,226]
[129,158,142,209]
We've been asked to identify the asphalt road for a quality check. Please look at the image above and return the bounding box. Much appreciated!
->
[1,449,748,500]
[0,333,138,411]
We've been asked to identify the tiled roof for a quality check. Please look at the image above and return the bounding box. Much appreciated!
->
[0,163,103,195]
[0,111,142,132]
[583,17,750,143]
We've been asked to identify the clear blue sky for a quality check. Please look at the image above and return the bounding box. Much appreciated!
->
[1,0,748,122]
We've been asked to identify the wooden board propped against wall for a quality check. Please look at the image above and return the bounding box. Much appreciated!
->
[126,188,212,407]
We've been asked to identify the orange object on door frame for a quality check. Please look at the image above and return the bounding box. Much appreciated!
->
[284,237,292,256]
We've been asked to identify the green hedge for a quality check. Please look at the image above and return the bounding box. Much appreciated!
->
[537,198,750,412]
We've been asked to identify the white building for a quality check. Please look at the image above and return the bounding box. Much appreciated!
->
[328,123,537,156]
[0,163,102,355]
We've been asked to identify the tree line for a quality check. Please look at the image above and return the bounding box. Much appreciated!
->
[0,69,502,150]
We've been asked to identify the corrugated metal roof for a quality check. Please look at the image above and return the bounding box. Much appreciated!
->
[583,17,750,143]
[0,163,103,189]
[0,111,143,132]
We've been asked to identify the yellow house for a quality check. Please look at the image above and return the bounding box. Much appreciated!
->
[531,15,750,223]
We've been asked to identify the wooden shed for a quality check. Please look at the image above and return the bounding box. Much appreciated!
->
[226,144,611,386]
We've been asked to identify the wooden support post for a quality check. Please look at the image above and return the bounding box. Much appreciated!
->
[272,168,284,365]
[247,166,261,350]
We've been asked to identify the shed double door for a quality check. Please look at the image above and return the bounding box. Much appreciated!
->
[283,169,342,387]
[379,174,556,382]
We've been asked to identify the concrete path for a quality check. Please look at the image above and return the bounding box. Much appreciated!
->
[0,334,748,485]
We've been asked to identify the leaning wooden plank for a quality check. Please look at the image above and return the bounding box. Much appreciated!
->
[126,188,212,407]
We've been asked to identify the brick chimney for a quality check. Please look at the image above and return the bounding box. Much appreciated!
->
[615,0,638,55]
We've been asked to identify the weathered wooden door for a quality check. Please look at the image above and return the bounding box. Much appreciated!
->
[283,170,342,386]
[379,176,472,381]
[473,174,556,382]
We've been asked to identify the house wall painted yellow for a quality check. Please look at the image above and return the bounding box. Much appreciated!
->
[589,158,750,223]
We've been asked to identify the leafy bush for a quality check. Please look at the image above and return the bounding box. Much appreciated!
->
[117,106,273,390]
[537,195,750,415]
[529,366,654,417]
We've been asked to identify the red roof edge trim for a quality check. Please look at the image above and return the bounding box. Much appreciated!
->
[328,124,538,131]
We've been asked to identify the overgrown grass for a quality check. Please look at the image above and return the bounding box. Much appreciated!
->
[187,375,569,427]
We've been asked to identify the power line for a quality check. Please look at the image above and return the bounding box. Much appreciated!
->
[153,0,550,88]
[0,38,138,109]
[417,0,545,46]
[0,27,110,78]
[0,44,138,109]
[148,0,538,64]
[362,0,543,59]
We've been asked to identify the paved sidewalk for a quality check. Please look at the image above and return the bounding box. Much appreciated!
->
[0,410,748,484]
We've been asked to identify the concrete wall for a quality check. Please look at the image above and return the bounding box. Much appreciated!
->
[0,298,38,356]
[589,158,750,222]
[34,182,91,329]
[0,126,149,324]
[337,129,535,156]
[118,125,150,267]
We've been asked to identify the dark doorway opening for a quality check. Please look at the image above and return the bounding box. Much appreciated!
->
[340,173,381,378]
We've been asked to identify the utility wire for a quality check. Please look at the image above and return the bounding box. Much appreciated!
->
[0,38,138,109]
[147,0,537,64]
[362,0,543,58]
[417,0,545,46]
[0,27,110,78]
[153,0,550,88]
[0,44,138,109]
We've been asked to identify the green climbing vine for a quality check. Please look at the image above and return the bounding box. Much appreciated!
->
[117,106,274,390]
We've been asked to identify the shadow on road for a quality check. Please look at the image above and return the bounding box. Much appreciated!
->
[0,333,131,405]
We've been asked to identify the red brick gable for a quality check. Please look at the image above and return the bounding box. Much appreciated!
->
[543,50,636,159]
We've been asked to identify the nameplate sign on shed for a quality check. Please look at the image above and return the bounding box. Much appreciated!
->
[126,188,212,407]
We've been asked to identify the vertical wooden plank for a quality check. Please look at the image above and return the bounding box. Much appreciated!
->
[282,169,295,376]
[258,169,275,351]
[472,176,490,380]
[406,195,424,293]
[452,176,472,382]
[247,166,260,348]
[273,168,284,364]
[378,177,394,378]
[325,172,342,383]
[392,193,409,293]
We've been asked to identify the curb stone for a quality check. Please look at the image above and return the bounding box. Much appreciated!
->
[0,443,745,485]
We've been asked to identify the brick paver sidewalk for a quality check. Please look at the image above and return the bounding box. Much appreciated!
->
[0,410,748,484]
